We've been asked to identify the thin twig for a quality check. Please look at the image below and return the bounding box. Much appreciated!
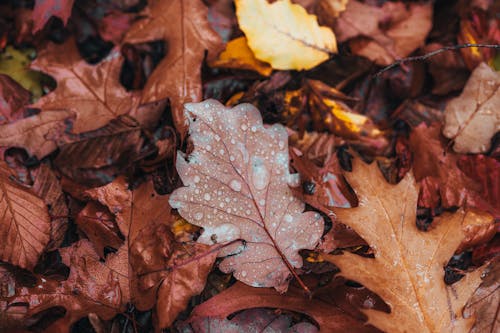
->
[375,43,500,77]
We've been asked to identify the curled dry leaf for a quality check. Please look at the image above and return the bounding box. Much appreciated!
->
[322,159,485,333]
[235,0,337,70]
[0,161,50,270]
[32,0,75,33]
[124,0,223,138]
[31,40,139,134]
[169,100,324,292]
[442,62,500,154]
[209,36,273,76]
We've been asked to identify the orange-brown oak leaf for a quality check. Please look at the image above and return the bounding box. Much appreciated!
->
[322,159,485,333]
[0,161,50,270]
[123,0,223,139]
[0,74,30,124]
[30,40,139,134]
[169,100,324,292]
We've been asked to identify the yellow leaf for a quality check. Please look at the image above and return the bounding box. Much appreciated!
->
[235,0,337,70]
[0,46,45,98]
[209,37,273,76]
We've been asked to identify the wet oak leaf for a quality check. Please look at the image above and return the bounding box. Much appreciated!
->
[124,0,223,138]
[442,62,500,154]
[31,40,139,134]
[322,159,485,333]
[32,0,75,33]
[0,110,73,160]
[0,160,51,270]
[169,100,324,291]
[235,0,337,70]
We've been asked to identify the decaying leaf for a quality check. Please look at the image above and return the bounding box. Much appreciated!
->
[235,0,337,70]
[32,0,75,33]
[169,100,324,291]
[0,161,51,270]
[322,159,485,332]
[334,1,432,66]
[442,62,500,153]
[31,40,139,134]
[124,0,223,138]
[209,36,273,76]
[0,46,45,97]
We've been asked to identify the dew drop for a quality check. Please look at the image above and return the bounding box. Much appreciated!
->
[241,124,248,131]
[250,156,270,191]
[204,193,211,201]
[206,145,212,151]
[214,134,220,141]
[278,140,285,150]
[230,155,235,162]
[230,138,236,144]
[251,126,257,132]
[193,175,200,183]
[229,179,242,192]
[245,209,251,215]
[284,214,293,223]
[259,199,266,206]
[194,212,203,220]
[219,149,225,155]
[241,271,247,277]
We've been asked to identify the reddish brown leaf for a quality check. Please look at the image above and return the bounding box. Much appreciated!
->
[31,40,139,134]
[124,0,223,138]
[1,240,123,331]
[0,110,73,159]
[190,281,381,332]
[32,0,75,33]
[170,100,324,292]
[410,123,500,219]
[0,161,50,270]
[184,307,318,332]
[0,74,30,125]
[30,164,69,250]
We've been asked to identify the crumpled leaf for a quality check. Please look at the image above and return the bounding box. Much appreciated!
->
[31,40,139,134]
[322,159,485,333]
[334,1,432,66]
[32,0,75,33]
[235,0,337,70]
[54,117,144,186]
[464,259,500,333]
[0,110,73,159]
[442,62,500,153]
[183,307,318,332]
[189,280,382,332]
[169,100,324,292]
[124,0,223,139]
[82,178,217,329]
[0,46,45,97]
[0,160,50,270]
[1,240,124,332]
[0,74,30,125]
[410,123,500,219]
[209,36,272,76]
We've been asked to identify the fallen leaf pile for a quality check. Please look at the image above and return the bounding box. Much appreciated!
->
[0,0,498,332]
